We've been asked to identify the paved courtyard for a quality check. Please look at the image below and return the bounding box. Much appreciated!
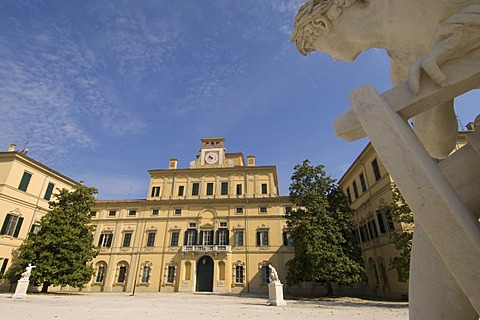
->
[1,292,408,320]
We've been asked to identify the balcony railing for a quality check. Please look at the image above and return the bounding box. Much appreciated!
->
[181,245,232,253]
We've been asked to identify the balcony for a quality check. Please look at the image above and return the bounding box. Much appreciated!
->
[181,245,232,254]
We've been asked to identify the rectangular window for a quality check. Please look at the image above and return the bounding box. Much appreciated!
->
[235,265,244,284]
[259,207,267,214]
[256,230,269,246]
[346,187,352,203]
[151,186,160,197]
[146,232,156,247]
[152,209,159,216]
[261,265,271,284]
[30,224,41,235]
[235,230,244,246]
[108,210,116,217]
[170,231,179,246]
[174,208,182,216]
[192,183,199,196]
[261,183,267,195]
[43,182,55,200]
[122,232,132,247]
[221,182,228,195]
[117,266,127,283]
[178,186,184,196]
[368,220,378,239]
[372,159,381,181]
[185,230,196,246]
[128,210,136,216]
[236,184,242,195]
[359,173,367,192]
[167,265,175,283]
[206,183,214,196]
[0,214,24,237]
[360,224,369,242]
[284,206,292,213]
[90,211,97,217]
[202,230,214,245]
[0,258,9,276]
[141,266,151,283]
[18,171,32,192]
[283,231,294,246]
[98,233,113,248]
[217,229,228,245]
[377,210,395,234]
[235,207,243,215]
[95,264,106,283]
[352,181,359,199]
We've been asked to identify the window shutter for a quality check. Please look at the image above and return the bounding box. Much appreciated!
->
[0,258,9,275]
[98,234,104,246]
[199,231,204,245]
[0,214,11,235]
[184,231,188,245]
[194,230,198,244]
[106,234,112,247]
[283,232,288,246]
[215,230,219,245]
[13,217,23,237]
[265,231,269,246]
[226,230,230,245]
[256,231,260,246]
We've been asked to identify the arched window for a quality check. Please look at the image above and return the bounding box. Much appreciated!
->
[258,261,271,284]
[116,262,129,284]
[232,261,246,286]
[140,261,152,284]
[95,262,107,283]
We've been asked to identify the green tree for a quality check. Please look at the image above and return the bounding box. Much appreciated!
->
[285,160,365,296]
[4,185,98,292]
[380,185,413,282]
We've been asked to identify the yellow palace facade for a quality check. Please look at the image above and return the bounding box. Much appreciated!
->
[85,138,294,294]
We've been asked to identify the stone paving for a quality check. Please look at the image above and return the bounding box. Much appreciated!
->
[1,292,409,320]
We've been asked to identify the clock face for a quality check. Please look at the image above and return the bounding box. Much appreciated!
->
[205,152,218,164]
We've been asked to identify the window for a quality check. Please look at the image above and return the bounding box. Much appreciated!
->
[178,186,184,196]
[188,222,197,228]
[360,224,369,242]
[217,229,229,245]
[174,208,182,216]
[284,207,292,214]
[368,220,378,239]
[128,210,136,216]
[359,173,367,192]
[206,183,214,196]
[219,222,228,228]
[192,183,199,196]
[372,159,381,181]
[283,231,294,246]
[346,187,352,203]
[122,232,132,247]
[0,258,9,276]
[117,264,127,283]
[261,183,267,195]
[90,211,97,217]
[166,265,176,283]
[0,214,24,237]
[43,182,55,200]
[184,230,196,246]
[236,184,242,195]
[353,181,359,199]
[377,210,395,233]
[259,207,267,214]
[98,233,113,248]
[108,210,116,217]
[95,263,106,283]
[152,209,159,216]
[235,230,244,246]
[18,171,32,192]
[29,224,41,235]
[141,265,151,283]
[235,265,244,284]
[260,265,271,284]
[201,230,214,245]
[151,186,160,197]
[221,182,228,195]
[235,207,243,215]
[170,231,179,246]
[146,232,156,247]
[256,230,269,246]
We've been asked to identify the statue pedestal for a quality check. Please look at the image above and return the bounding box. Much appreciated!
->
[12,279,29,299]
[267,282,286,306]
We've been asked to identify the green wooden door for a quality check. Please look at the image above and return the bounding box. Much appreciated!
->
[196,256,214,292]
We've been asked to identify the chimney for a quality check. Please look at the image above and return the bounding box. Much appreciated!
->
[7,144,16,152]
[247,155,255,167]
[169,159,178,170]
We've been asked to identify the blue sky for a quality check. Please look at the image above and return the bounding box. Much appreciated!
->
[1,1,478,199]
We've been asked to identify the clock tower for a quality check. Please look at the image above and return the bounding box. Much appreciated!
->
[199,137,226,166]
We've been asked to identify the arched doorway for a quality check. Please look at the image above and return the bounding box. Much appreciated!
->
[196,255,214,292]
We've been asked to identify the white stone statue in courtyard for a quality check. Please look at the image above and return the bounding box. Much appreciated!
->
[268,264,280,283]
[292,1,480,319]
[20,263,36,281]
[266,264,286,306]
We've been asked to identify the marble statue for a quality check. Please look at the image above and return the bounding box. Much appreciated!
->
[268,265,280,283]
[292,1,480,319]
[20,263,36,281]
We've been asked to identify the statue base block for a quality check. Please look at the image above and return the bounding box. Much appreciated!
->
[267,282,286,306]
[12,279,29,299]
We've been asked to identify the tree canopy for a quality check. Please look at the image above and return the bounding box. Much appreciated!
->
[4,185,98,292]
[285,160,364,295]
